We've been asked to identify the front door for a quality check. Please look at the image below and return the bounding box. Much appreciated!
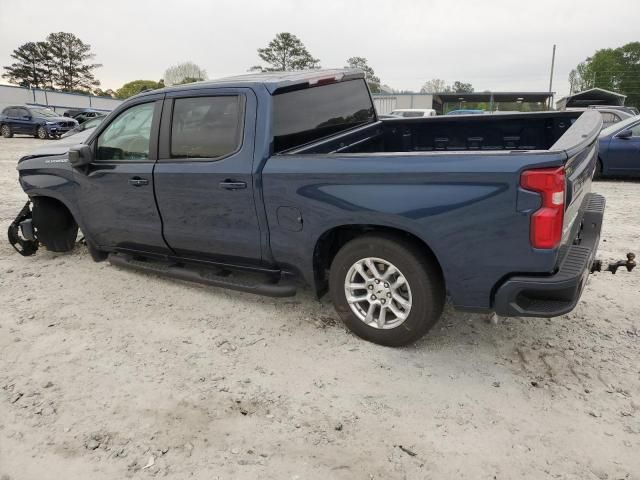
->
[74,97,168,254]
[607,122,640,175]
[153,88,262,265]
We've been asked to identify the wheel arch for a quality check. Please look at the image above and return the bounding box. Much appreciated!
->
[28,192,91,243]
[311,224,445,297]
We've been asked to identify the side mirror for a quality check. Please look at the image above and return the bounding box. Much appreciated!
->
[617,129,633,139]
[68,144,94,168]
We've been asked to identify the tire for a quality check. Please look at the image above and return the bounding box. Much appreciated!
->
[593,159,603,180]
[329,234,444,347]
[1,124,13,138]
[32,198,78,252]
[36,126,49,140]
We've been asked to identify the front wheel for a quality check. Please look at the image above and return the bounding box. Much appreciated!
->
[36,126,49,139]
[1,124,13,138]
[329,234,444,346]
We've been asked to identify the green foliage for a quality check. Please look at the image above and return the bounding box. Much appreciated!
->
[2,33,101,92]
[256,33,320,71]
[115,80,163,99]
[569,42,640,107]
[420,78,450,93]
[163,62,207,86]
[420,79,474,94]
[346,57,381,93]
[452,81,474,93]
[93,88,116,98]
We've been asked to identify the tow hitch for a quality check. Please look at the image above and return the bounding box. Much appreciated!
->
[7,201,39,256]
[591,253,636,274]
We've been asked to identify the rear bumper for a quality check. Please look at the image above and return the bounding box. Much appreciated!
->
[493,193,605,317]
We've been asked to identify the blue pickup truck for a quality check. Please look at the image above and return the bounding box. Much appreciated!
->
[9,69,622,346]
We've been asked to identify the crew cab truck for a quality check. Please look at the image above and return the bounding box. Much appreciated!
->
[10,69,622,346]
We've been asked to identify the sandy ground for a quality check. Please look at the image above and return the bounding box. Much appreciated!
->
[0,136,639,480]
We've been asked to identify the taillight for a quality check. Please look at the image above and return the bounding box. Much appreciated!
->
[520,167,565,249]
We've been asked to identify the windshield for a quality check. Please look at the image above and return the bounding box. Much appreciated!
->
[600,114,640,137]
[30,108,59,118]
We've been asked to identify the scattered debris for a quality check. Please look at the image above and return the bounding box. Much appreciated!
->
[397,445,417,457]
[142,456,155,469]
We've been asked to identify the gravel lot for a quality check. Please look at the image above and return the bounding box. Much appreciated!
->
[1,136,639,480]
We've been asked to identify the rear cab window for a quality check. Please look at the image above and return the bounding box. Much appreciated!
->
[272,79,375,153]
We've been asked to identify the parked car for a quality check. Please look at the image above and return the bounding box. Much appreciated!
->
[61,115,106,138]
[389,109,437,118]
[0,105,78,139]
[588,105,639,116]
[568,107,633,129]
[446,109,485,115]
[596,115,640,177]
[75,111,106,124]
[9,69,612,346]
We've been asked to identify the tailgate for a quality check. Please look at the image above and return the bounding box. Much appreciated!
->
[550,110,603,246]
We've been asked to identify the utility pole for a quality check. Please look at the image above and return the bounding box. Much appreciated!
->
[548,44,556,110]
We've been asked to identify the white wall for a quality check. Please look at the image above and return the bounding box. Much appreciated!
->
[0,85,122,114]
[372,94,433,114]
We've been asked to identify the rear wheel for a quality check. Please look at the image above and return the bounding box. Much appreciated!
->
[329,234,444,346]
[36,126,49,140]
[1,124,12,138]
[32,198,78,252]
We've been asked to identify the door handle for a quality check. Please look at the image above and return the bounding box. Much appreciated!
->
[219,180,247,190]
[128,177,149,187]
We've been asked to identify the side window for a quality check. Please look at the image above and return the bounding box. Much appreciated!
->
[630,123,640,137]
[600,112,614,123]
[170,96,243,159]
[96,102,155,161]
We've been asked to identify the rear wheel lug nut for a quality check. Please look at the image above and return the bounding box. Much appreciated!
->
[386,292,392,298]
[371,295,376,300]
[375,279,380,284]
[368,285,373,290]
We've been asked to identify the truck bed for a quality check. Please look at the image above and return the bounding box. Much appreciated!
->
[285,111,583,154]
[264,110,602,310]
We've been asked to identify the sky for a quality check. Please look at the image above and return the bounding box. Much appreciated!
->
[1,0,639,99]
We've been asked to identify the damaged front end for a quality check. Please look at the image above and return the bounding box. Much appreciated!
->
[8,201,38,256]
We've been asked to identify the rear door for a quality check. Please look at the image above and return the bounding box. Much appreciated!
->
[14,108,33,134]
[607,121,640,175]
[153,87,262,265]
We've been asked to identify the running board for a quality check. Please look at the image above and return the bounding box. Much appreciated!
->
[107,254,297,297]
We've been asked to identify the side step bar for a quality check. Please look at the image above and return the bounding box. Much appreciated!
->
[108,254,297,298]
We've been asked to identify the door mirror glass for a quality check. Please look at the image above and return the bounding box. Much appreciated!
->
[617,129,633,139]
[69,144,94,168]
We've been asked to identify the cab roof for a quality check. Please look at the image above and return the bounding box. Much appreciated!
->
[146,68,365,96]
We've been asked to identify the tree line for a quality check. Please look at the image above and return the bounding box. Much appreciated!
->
[569,42,640,108]
[7,32,636,107]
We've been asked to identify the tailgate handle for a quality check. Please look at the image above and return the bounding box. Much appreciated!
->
[219,180,247,190]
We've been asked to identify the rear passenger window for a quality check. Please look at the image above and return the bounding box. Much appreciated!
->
[170,96,243,159]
